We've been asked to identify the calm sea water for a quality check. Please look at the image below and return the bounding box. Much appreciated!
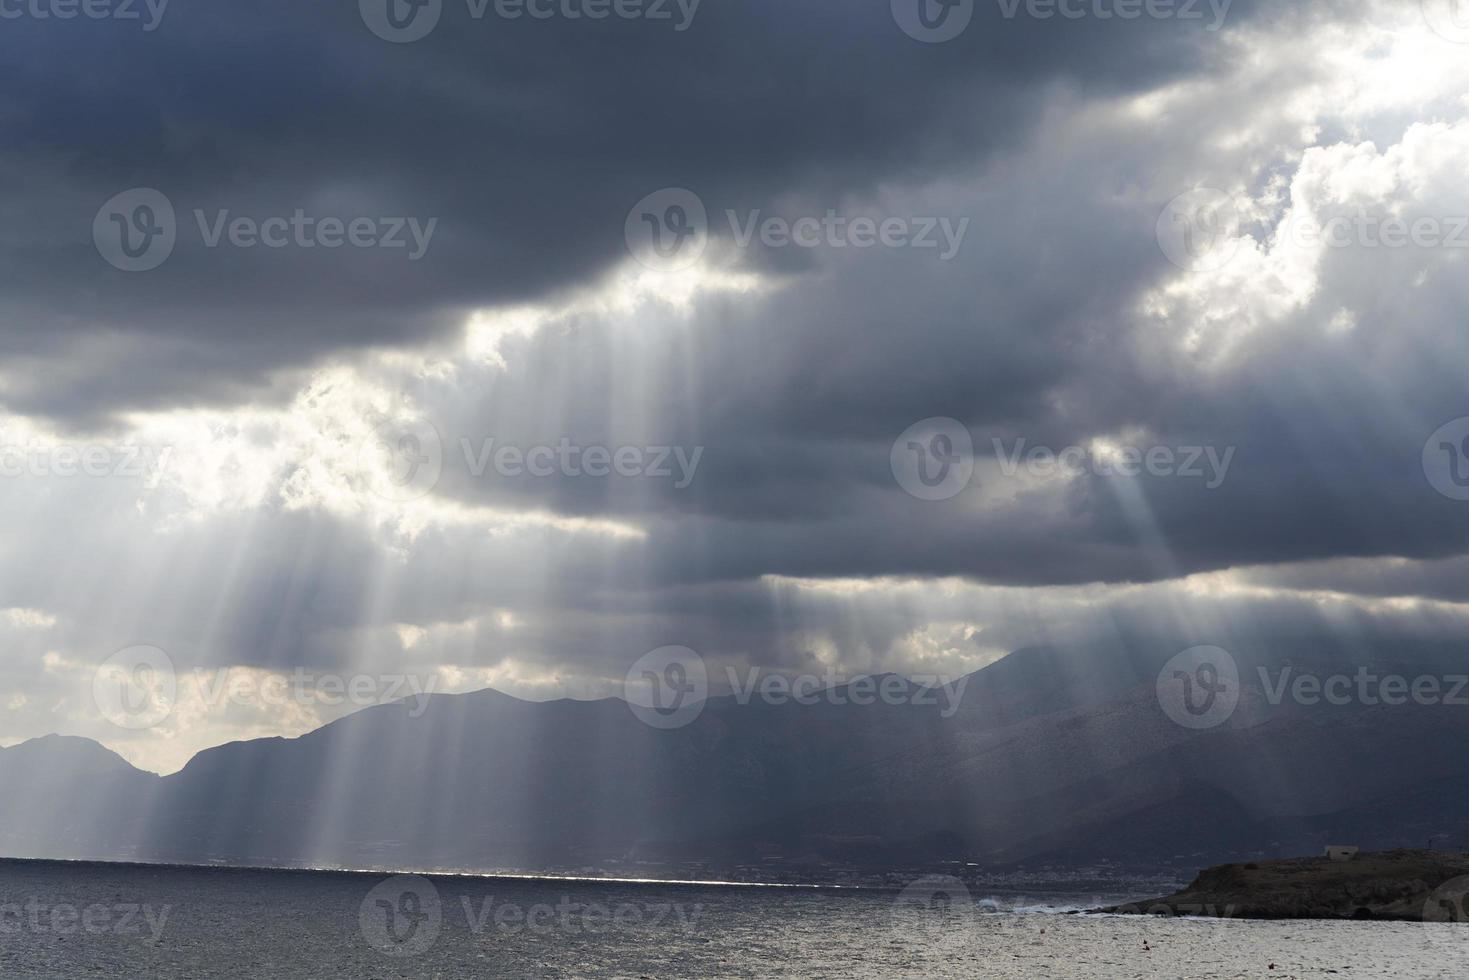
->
[1,860,1466,978]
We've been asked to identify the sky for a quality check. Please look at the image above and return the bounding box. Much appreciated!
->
[4,0,1469,773]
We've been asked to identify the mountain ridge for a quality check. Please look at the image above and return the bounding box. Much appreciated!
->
[5,646,1469,876]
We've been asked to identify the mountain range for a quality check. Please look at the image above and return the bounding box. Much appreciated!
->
[5,644,1469,876]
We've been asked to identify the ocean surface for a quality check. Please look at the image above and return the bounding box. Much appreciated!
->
[1,860,1465,978]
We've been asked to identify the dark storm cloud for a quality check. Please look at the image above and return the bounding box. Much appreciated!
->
[392,46,1469,596]
[0,0,1260,424]
[9,0,1469,771]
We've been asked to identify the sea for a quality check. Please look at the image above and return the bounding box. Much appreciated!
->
[1,859,1465,978]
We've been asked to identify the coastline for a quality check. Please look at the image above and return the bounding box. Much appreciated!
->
[1099,849,1469,922]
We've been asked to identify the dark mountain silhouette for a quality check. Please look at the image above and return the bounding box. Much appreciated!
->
[5,646,1469,874]
[0,735,158,858]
